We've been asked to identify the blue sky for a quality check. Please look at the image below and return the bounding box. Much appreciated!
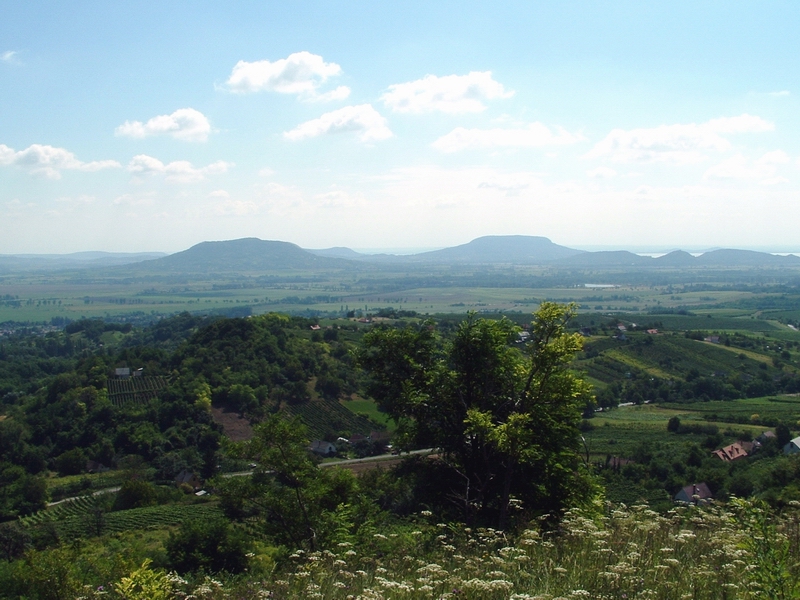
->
[2,2,800,253]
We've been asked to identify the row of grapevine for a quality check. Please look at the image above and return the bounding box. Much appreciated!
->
[106,376,168,406]
[283,397,377,440]
[23,499,222,540]
[22,495,98,526]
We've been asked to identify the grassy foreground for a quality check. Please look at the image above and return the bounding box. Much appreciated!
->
[54,499,799,600]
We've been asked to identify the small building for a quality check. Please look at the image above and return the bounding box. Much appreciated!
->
[713,441,753,462]
[370,430,391,444]
[756,430,776,445]
[675,482,713,504]
[85,460,109,473]
[604,456,634,471]
[646,329,659,335]
[115,367,130,379]
[309,440,337,457]
[175,470,203,491]
[783,436,800,455]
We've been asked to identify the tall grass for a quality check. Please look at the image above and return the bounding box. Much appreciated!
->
[81,500,800,599]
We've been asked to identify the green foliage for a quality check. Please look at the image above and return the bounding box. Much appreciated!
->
[113,479,157,511]
[165,516,250,574]
[731,498,800,599]
[218,415,359,551]
[114,559,174,600]
[360,302,599,527]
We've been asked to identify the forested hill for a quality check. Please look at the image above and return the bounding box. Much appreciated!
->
[127,238,356,273]
[0,312,371,521]
[398,235,584,264]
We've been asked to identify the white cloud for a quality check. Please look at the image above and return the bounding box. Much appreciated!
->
[769,90,791,97]
[127,154,231,183]
[208,190,230,198]
[587,114,774,164]
[704,151,789,184]
[258,167,275,178]
[225,51,346,101]
[113,192,157,207]
[432,122,582,153]
[0,143,120,179]
[704,114,774,134]
[381,71,513,114]
[1,51,18,64]
[586,167,617,179]
[308,86,351,103]
[313,189,364,208]
[758,150,790,165]
[477,173,537,196]
[115,108,211,142]
[284,104,392,143]
[215,199,260,216]
[54,194,96,205]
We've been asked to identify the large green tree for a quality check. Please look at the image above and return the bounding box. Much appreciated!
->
[217,415,357,551]
[358,302,598,528]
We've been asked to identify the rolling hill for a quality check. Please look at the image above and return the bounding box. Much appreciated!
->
[398,235,584,264]
[130,238,355,273]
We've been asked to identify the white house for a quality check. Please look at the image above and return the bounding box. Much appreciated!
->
[783,436,800,455]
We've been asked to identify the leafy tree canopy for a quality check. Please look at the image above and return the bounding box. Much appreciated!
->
[358,302,600,528]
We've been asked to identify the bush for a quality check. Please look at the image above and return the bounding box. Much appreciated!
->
[165,517,250,574]
[113,480,157,511]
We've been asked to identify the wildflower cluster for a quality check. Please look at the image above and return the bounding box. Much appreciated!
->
[100,501,799,599]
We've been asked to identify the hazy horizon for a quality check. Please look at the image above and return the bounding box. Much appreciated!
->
[3,3,800,254]
[4,235,800,258]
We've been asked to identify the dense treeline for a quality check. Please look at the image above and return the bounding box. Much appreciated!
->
[0,312,366,521]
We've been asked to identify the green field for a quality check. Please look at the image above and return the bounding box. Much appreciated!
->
[585,394,800,458]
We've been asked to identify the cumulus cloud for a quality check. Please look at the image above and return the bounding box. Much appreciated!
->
[113,192,157,207]
[313,189,365,209]
[127,154,231,183]
[225,51,348,100]
[115,108,211,142]
[284,104,392,143]
[704,150,790,184]
[586,167,618,179]
[381,71,512,114]
[0,143,120,179]
[214,198,260,216]
[586,114,774,164]
[308,86,351,103]
[477,173,536,196]
[432,122,582,153]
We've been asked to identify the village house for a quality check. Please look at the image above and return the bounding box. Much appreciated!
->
[712,441,753,462]
[674,482,713,504]
[783,436,800,455]
[756,430,776,445]
[309,440,337,457]
[175,469,203,491]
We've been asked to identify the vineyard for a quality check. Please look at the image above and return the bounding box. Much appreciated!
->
[106,376,169,406]
[22,495,222,540]
[283,397,378,440]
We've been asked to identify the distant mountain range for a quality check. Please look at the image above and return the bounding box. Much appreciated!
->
[3,237,799,275]
[0,251,166,273]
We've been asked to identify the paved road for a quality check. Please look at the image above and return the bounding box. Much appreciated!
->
[47,449,436,506]
[47,486,120,507]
